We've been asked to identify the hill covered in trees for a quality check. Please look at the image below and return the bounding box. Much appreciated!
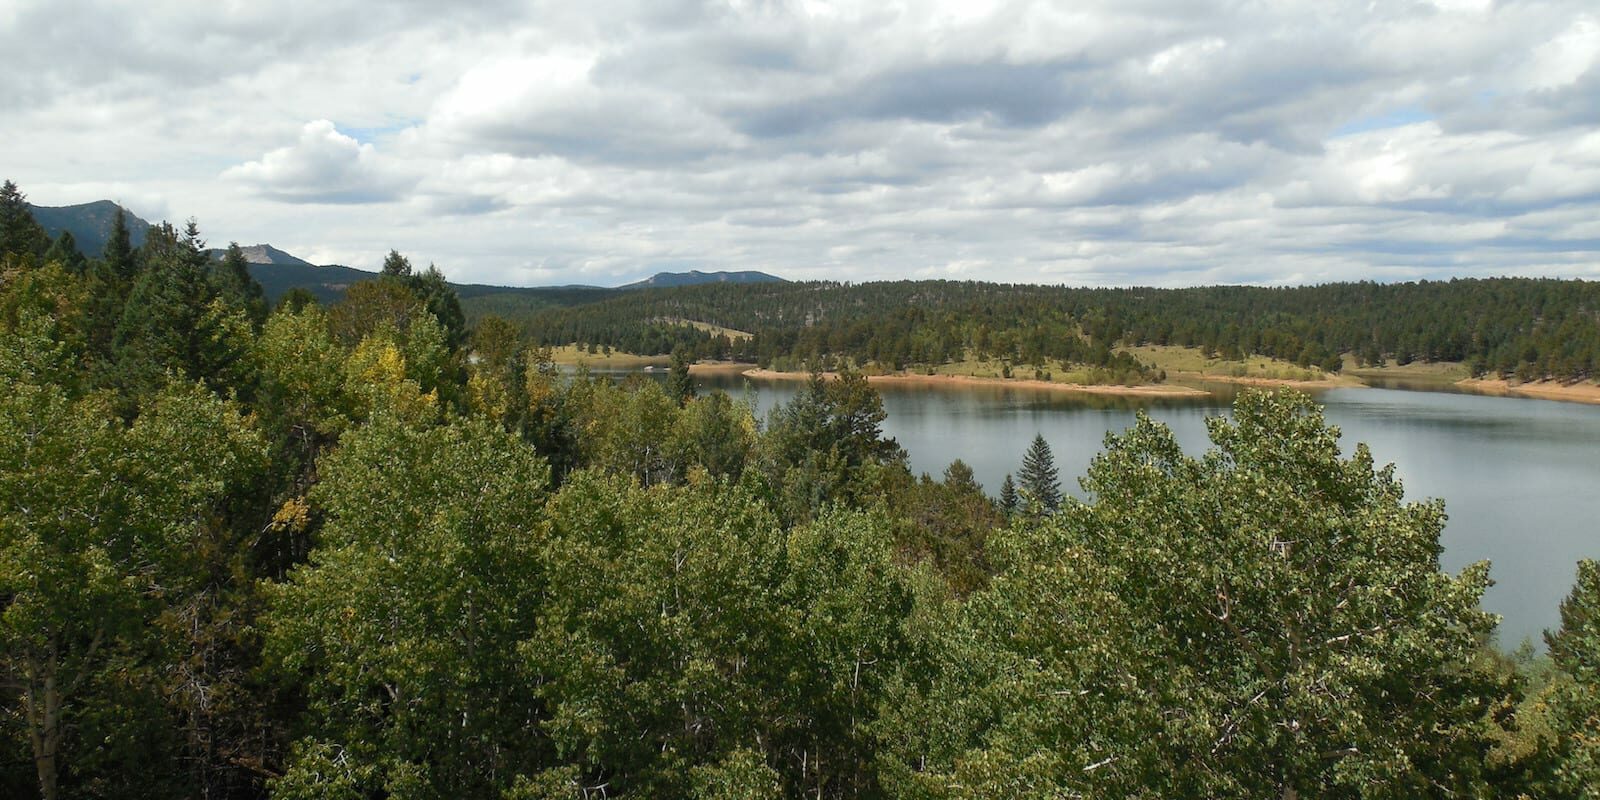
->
[27,199,153,256]
[621,269,787,289]
[3,181,1600,798]
[470,276,1600,386]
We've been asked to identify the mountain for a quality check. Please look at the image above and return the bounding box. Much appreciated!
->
[220,243,617,313]
[207,243,314,268]
[621,270,785,289]
[241,260,384,305]
[28,200,153,257]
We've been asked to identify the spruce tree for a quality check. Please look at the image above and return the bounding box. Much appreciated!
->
[43,230,86,272]
[85,207,141,360]
[102,206,139,284]
[409,264,466,349]
[214,242,268,326]
[0,179,49,263]
[380,248,412,278]
[999,473,1018,517]
[669,346,695,406]
[1017,433,1061,512]
[1546,560,1600,793]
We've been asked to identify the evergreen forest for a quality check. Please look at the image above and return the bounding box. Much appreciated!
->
[3,182,1599,798]
[480,272,1600,384]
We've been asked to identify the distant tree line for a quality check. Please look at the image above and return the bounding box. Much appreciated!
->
[486,276,1600,383]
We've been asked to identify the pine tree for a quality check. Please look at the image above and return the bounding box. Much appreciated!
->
[1546,559,1600,794]
[84,207,141,360]
[0,179,49,263]
[409,263,466,349]
[380,248,412,278]
[1017,433,1061,512]
[110,220,249,402]
[669,346,695,406]
[43,230,86,272]
[999,473,1018,517]
[102,206,139,284]
[214,242,268,326]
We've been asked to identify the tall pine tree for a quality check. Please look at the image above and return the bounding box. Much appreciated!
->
[0,179,48,264]
[1018,433,1061,512]
[213,242,269,327]
[999,473,1018,517]
[669,346,695,406]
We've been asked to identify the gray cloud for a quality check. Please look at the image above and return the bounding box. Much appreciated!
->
[3,0,1598,286]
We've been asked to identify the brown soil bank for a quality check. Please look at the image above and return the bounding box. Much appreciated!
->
[1456,378,1600,406]
[738,368,1209,397]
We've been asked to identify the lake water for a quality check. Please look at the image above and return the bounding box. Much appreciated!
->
[669,370,1600,648]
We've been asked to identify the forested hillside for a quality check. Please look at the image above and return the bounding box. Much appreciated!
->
[482,277,1600,384]
[4,182,1600,798]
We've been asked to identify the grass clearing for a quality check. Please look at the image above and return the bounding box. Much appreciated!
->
[544,344,670,368]
[654,318,755,340]
[1123,345,1334,382]
[1345,358,1470,382]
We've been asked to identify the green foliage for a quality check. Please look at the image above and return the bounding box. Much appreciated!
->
[379,248,412,278]
[899,461,999,594]
[480,277,1600,384]
[670,345,695,405]
[214,242,269,326]
[265,414,552,799]
[529,473,917,796]
[43,230,86,273]
[107,221,258,405]
[1016,433,1060,513]
[1,378,264,799]
[0,179,49,264]
[761,370,907,523]
[7,223,1594,800]
[1545,560,1600,796]
[887,391,1503,798]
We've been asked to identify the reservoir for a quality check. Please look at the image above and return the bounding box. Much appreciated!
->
[688,371,1600,649]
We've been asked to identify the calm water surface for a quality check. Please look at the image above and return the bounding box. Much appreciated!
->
[679,371,1600,647]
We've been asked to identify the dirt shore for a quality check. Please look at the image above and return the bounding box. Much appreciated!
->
[695,364,1600,406]
[1455,378,1600,406]
[736,368,1210,397]
[688,361,762,374]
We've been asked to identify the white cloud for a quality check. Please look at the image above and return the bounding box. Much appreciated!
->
[223,120,414,203]
[2,0,1597,286]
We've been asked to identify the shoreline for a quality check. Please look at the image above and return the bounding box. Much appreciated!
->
[1455,378,1600,406]
[688,361,760,375]
[680,360,1600,408]
[737,368,1210,397]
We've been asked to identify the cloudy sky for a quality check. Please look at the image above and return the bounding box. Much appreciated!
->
[3,0,1598,287]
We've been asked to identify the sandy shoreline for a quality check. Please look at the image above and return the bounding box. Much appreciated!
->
[688,361,761,375]
[678,361,1600,407]
[1455,378,1600,406]
[736,368,1210,397]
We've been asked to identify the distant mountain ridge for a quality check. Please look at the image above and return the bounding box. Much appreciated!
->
[29,200,152,256]
[622,270,785,289]
[206,243,313,268]
[25,197,786,307]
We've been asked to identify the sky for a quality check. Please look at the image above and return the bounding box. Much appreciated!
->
[3,0,1599,288]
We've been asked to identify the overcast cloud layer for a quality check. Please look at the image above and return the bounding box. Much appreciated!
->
[4,0,1599,287]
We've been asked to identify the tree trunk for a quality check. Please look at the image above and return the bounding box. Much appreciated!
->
[25,656,63,800]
